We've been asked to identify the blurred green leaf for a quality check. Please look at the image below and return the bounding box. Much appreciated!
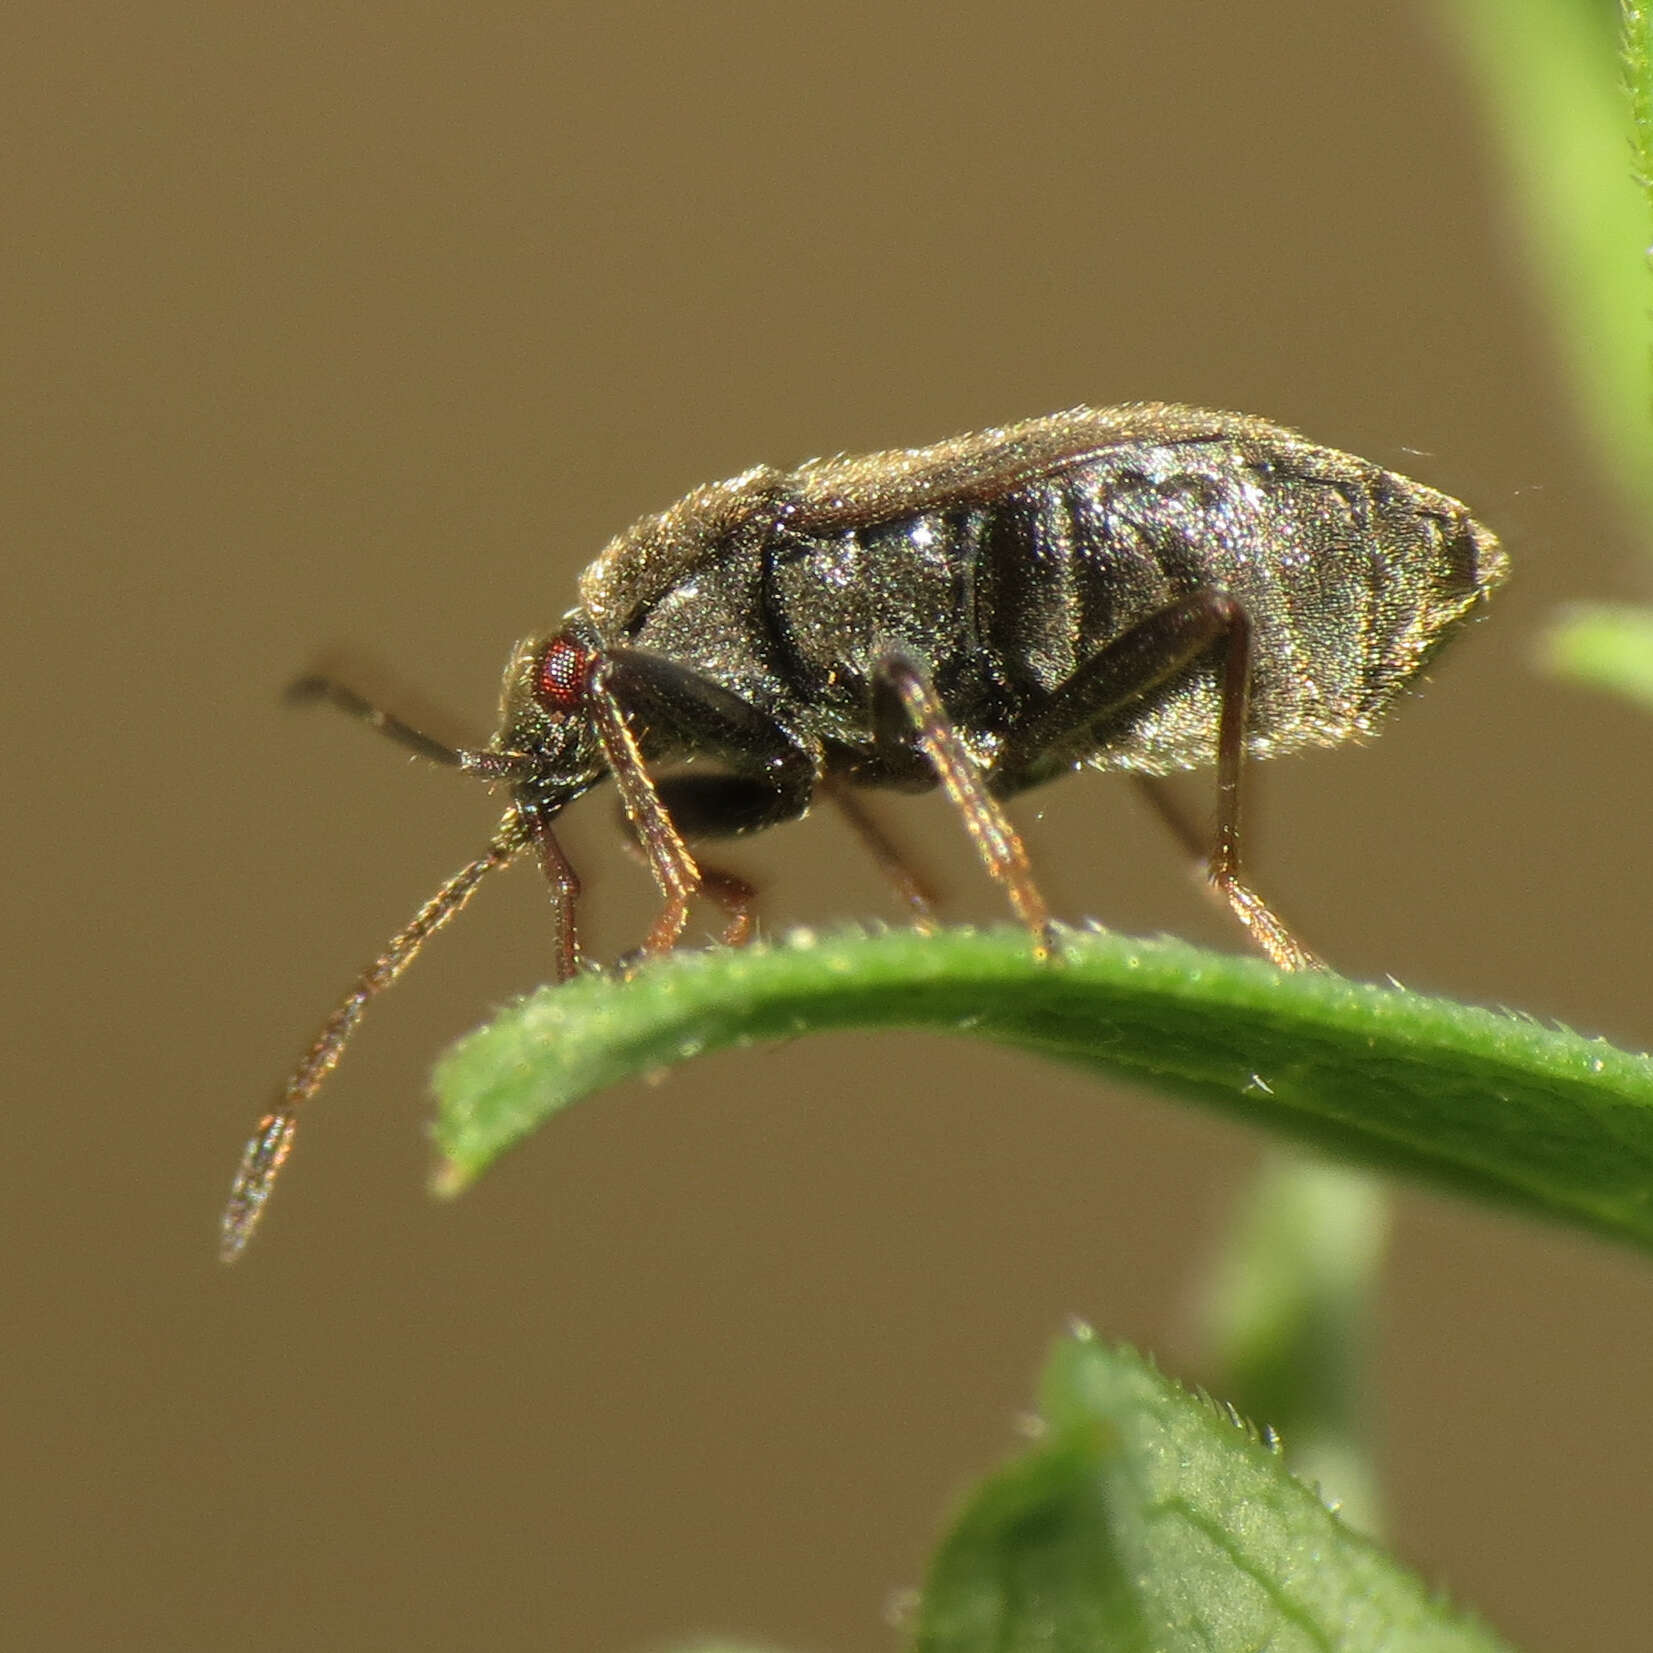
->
[1199,1155,1389,1534]
[1624,1,1653,206]
[431,925,1653,1252]
[913,1331,1511,1653]
[1443,0,1653,524]
[1544,600,1653,708]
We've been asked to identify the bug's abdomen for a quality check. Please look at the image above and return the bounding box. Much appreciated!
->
[973,443,1500,774]
[760,437,1499,775]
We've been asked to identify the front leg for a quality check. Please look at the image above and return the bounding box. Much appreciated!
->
[630,775,793,950]
[589,650,818,955]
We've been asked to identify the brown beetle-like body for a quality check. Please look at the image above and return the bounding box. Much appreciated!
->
[222,405,1506,1258]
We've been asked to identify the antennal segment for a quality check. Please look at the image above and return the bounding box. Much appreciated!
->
[285,672,472,769]
[286,672,541,783]
[219,809,529,1263]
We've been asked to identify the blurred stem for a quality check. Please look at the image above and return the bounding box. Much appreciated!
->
[1198,1154,1389,1535]
[1442,0,1653,530]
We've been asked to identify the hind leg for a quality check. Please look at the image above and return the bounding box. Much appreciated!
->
[994,591,1320,971]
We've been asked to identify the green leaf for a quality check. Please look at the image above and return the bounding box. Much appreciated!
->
[1198,1155,1389,1535]
[431,925,1653,1252]
[913,1330,1512,1653]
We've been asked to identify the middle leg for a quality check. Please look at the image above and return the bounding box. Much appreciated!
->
[870,650,1054,955]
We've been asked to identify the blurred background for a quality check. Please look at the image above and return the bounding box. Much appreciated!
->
[7,2,1652,1648]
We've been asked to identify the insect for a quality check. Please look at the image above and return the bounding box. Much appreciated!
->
[221,403,1506,1260]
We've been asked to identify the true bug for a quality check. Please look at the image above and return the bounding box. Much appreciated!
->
[221,403,1506,1259]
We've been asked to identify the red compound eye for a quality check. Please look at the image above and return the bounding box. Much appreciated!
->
[535,636,594,710]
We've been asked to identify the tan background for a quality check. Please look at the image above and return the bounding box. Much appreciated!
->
[7,3,1653,1649]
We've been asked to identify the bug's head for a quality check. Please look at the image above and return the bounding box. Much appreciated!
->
[490,621,610,811]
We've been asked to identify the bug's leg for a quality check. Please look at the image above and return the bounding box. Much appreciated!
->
[820,775,940,929]
[696,867,759,947]
[521,799,583,981]
[996,592,1320,972]
[220,808,531,1262]
[649,771,813,837]
[870,651,1054,954]
[587,668,705,958]
[615,834,758,949]
[593,650,818,954]
[1201,612,1322,971]
[619,777,773,948]
[599,649,819,802]
[1133,770,1321,967]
